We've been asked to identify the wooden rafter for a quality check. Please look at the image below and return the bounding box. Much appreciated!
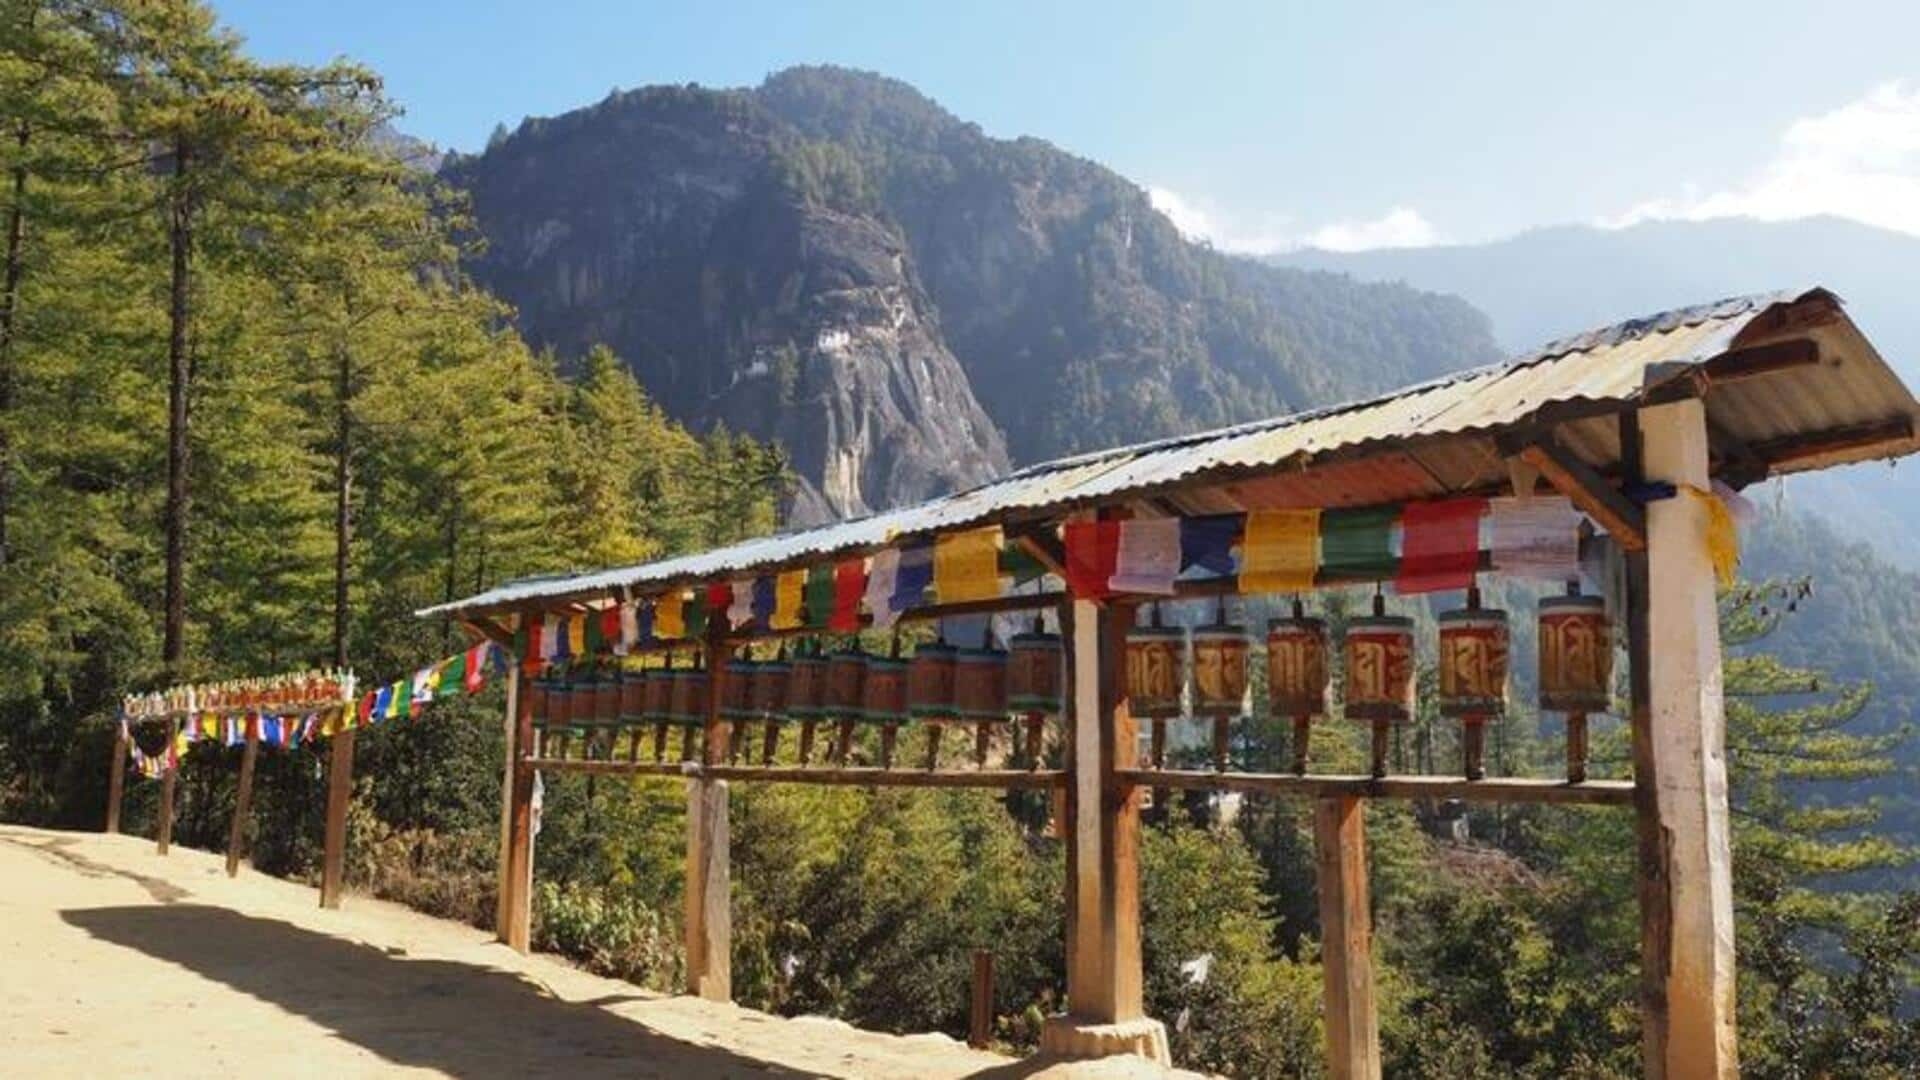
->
[1508,436,1648,551]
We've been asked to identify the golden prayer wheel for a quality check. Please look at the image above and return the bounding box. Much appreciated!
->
[826,649,868,765]
[1128,612,1184,772]
[1344,596,1415,778]
[1193,607,1249,772]
[1007,624,1063,769]
[1267,599,1329,774]
[1438,588,1509,780]
[1539,588,1613,783]
[789,644,830,764]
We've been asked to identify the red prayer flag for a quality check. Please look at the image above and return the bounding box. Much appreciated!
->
[830,559,865,632]
[1064,520,1120,599]
[523,618,544,674]
[600,606,621,648]
[357,691,375,728]
[464,643,489,693]
[1395,498,1487,595]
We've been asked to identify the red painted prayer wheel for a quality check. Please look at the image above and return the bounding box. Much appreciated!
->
[750,655,792,718]
[1343,615,1416,723]
[826,650,868,718]
[526,677,551,726]
[1267,614,1330,717]
[548,674,574,727]
[1437,606,1510,718]
[955,646,1009,721]
[862,654,909,724]
[1007,629,1064,715]
[1191,622,1249,717]
[1125,624,1185,719]
[1539,593,1613,714]
[908,641,960,720]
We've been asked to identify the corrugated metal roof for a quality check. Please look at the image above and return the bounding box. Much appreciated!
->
[422,286,1920,618]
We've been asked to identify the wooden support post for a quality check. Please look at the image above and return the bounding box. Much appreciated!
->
[1316,795,1381,1080]
[1461,716,1487,781]
[502,666,535,952]
[1631,399,1739,1078]
[970,949,995,1050]
[105,725,127,835]
[1291,715,1312,775]
[1040,593,1169,1064]
[1566,713,1589,785]
[224,720,260,877]
[319,727,354,909]
[685,631,732,1002]
[495,665,521,941]
[156,720,176,855]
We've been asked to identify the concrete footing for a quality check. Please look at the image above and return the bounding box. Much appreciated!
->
[1038,1014,1171,1066]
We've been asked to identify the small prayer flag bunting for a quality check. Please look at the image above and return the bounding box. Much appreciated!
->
[892,541,934,613]
[728,579,756,630]
[773,569,807,630]
[655,593,685,639]
[866,549,903,628]
[1320,506,1399,582]
[751,576,777,629]
[804,564,836,627]
[1488,496,1582,581]
[1180,515,1240,577]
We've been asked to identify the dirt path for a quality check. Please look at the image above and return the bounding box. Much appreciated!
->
[0,825,1194,1079]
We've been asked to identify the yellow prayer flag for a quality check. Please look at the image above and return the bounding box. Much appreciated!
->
[1686,486,1739,588]
[935,526,1004,603]
[1240,509,1321,593]
[567,614,587,656]
[655,592,685,639]
[772,569,807,630]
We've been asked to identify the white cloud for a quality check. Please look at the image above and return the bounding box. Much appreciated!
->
[1601,80,1920,236]
[1148,187,1437,253]
[1303,207,1440,252]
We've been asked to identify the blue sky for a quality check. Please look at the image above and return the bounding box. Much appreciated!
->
[213,0,1920,252]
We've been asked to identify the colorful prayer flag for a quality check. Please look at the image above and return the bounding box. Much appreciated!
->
[831,559,865,632]
[751,576,777,629]
[1180,515,1240,577]
[599,606,621,653]
[1687,485,1739,587]
[618,602,640,654]
[543,613,566,663]
[464,643,491,693]
[686,588,712,638]
[804,564,836,626]
[865,548,903,628]
[935,526,1003,603]
[1396,498,1486,595]
[1240,509,1320,593]
[633,601,654,645]
[892,541,934,614]
[566,614,587,659]
[1110,518,1181,595]
[1064,520,1119,599]
[998,543,1047,584]
[772,569,807,630]
[1488,496,1583,581]
[1319,506,1399,582]
[655,593,685,639]
[727,579,756,630]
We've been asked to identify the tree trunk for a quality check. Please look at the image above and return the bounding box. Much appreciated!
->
[162,139,193,678]
[332,338,351,668]
[0,119,28,568]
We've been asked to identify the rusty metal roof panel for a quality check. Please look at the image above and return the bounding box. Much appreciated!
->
[422,287,1918,618]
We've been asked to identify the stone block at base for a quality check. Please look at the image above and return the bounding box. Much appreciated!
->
[1038,1014,1172,1066]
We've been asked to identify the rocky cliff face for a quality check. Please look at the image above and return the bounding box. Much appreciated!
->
[445,69,1501,520]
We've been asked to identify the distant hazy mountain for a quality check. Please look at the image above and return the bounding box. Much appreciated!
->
[441,66,1499,522]
[1271,217,1920,568]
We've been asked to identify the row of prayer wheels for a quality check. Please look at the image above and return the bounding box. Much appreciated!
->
[1128,586,1612,780]
[525,626,1067,770]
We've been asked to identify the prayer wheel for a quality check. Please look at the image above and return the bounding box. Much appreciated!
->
[722,653,757,763]
[751,650,792,764]
[1438,587,1509,780]
[1127,610,1185,771]
[826,649,868,765]
[789,644,830,764]
[1267,599,1329,774]
[1539,587,1613,783]
[527,676,552,757]
[619,668,647,763]
[1344,594,1415,778]
[593,666,621,725]
[547,672,574,758]
[1192,605,1248,771]
[1007,623,1063,768]
[863,651,909,767]
[670,657,709,762]
[908,640,960,720]
[953,640,1009,771]
[644,660,676,762]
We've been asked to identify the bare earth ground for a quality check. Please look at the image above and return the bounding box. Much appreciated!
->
[0,824,1200,1079]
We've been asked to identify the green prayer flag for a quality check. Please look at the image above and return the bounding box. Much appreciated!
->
[1318,506,1399,582]
[387,679,411,719]
[804,564,836,626]
[584,612,605,655]
[442,652,468,693]
[998,544,1047,584]
[685,593,708,637]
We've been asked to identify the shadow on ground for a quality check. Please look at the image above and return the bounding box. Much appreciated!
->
[64,905,825,1079]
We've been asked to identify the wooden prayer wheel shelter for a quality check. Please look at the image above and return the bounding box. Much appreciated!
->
[423,288,1919,1078]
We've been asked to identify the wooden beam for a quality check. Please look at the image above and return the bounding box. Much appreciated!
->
[156,722,176,855]
[224,721,260,877]
[502,671,535,952]
[1008,526,1068,578]
[685,620,732,1002]
[495,664,521,942]
[1316,795,1381,1080]
[1706,416,1767,489]
[1750,416,1916,471]
[1119,769,1635,806]
[1514,438,1647,551]
[1701,339,1820,383]
[105,726,126,835]
[523,758,1069,788]
[319,728,354,909]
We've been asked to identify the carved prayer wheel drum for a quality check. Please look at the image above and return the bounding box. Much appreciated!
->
[1191,623,1249,716]
[1437,607,1510,718]
[1266,616,1330,717]
[862,654,909,724]
[720,657,757,722]
[668,665,709,725]
[826,650,868,718]
[618,668,647,724]
[789,648,830,720]
[1343,615,1416,723]
[750,656,791,718]
[547,675,574,727]
[1126,624,1185,718]
[1007,629,1064,715]
[593,670,621,724]
[526,677,551,725]
[908,642,960,719]
[955,646,1009,721]
[642,666,675,724]
[1539,594,1613,714]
